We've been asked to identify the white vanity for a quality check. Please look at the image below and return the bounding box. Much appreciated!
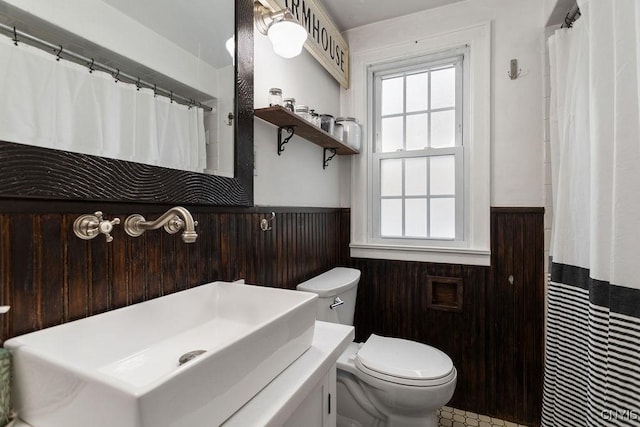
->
[4,282,354,427]
[224,321,353,426]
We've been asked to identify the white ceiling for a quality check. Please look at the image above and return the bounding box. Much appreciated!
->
[90,0,465,67]
[320,0,466,31]
[101,0,234,69]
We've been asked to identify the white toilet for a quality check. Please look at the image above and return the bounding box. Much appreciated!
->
[297,267,457,427]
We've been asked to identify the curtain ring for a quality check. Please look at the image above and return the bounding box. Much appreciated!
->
[170,91,174,103]
[113,68,120,83]
[55,45,63,61]
[88,58,95,73]
[12,27,18,46]
[136,77,141,91]
[153,84,157,97]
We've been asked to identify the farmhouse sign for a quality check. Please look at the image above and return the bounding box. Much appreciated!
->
[261,0,350,88]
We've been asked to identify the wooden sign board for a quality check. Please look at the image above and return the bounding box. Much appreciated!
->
[260,0,350,88]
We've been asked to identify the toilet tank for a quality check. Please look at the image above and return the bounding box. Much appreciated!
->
[296,267,360,325]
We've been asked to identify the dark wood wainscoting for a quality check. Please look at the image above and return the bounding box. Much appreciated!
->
[488,207,545,425]
[349,207,545,426]
[0,200,350,342]
[0,202,544,426]
[349,258,490,412]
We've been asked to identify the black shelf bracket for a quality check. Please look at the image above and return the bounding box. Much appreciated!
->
[277,126,296,155]
[323,148,337,169]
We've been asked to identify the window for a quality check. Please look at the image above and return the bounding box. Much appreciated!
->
[348,23,491,266]
[370,51,466,244]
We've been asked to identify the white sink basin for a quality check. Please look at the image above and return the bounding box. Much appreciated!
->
[4,281,317,427]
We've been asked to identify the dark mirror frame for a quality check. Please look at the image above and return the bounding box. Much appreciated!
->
[0,0,254,207]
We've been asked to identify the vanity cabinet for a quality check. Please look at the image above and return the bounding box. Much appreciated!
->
[223,321,353,426]
[284,366,337,427]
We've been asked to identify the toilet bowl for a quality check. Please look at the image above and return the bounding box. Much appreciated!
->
[297,268,457,427]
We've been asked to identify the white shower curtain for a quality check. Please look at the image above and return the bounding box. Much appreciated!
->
[544,0,640,425]
[0,35,206,173]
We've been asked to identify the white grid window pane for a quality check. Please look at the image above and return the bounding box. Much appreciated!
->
[381,159,403,196]
[430,198,455,239]
[405,198,427,237]
[406,72,428,113]
[381,77,404,115]
[406,113,428,151]
[430,110,455,148]
[430,155,455,195]
[381,116,404,152]
[431,67,456,109]
[373,52,464,243]
[405,157,427,196]
[381,199,403,236]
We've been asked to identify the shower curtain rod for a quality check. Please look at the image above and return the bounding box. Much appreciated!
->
[562,4,581,28]
[0,22,213,112]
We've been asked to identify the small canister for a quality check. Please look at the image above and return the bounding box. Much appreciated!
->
[320,114,335,134]
[268,88,283,106]
[283,98,296,112]
[336,117,362,150]
[295,105,311,121]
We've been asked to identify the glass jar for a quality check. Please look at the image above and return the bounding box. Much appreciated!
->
[333,122,344,141]
[268,88,283,106]
[320,114,335,134]
[309,110,320,127]
[283,98,296,112]
[336,117,362,150]
[295,105,310,121]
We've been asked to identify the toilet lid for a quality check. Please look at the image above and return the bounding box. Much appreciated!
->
[355,334,455,386]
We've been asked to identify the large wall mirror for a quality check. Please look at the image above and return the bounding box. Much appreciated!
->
[0,0,254,206]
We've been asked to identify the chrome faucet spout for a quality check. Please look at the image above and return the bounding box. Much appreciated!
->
[124,206,198,243]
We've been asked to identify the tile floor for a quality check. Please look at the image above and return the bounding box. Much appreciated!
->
[437,407,529,427]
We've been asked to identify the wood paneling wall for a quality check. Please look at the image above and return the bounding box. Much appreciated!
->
[349,207,545,426]
[0,201,543,426]
[0,200,350,341]
[488,208,545,425]
[349,259,491,413]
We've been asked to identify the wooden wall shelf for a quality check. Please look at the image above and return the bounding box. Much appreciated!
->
[254,106,359,157]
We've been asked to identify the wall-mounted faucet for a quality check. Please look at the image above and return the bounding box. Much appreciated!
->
[123,206,198,243]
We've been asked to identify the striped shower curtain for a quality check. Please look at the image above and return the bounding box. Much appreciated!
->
[543,0,640,426]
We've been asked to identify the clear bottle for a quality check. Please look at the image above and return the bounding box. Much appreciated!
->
[335,117,362,150]
[268,88,283,106]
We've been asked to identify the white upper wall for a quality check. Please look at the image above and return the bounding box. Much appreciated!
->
[253,32,347,207]
[342,0,545,207]
[544,0,576,27]
[1,0,220,97]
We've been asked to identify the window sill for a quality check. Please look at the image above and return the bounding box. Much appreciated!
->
[350,243,490,266]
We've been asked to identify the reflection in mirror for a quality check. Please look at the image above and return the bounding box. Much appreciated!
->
[0,0,254,207]
[0,0,236,177]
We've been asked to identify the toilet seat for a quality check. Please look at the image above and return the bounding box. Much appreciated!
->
[354,334,455,387]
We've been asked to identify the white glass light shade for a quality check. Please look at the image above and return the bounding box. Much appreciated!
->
[225,36,234,59]
[225,36,235,66]
[267,20,307,59]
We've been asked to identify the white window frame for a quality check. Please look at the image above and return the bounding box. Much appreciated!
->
[346,22,491,266]
[370,51,466,245]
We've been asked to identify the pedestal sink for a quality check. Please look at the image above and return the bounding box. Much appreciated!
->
[4,281,318,427]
